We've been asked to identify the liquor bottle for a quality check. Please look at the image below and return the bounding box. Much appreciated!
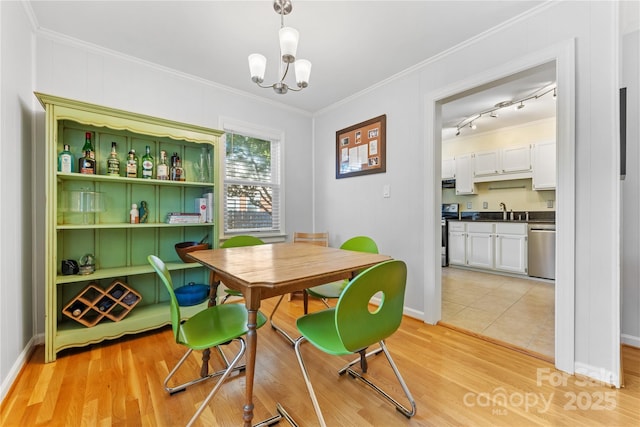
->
[170,153,185,181]
[126,149,139,178]
[82,132,95,160]
[79,150,96,174]
[58,144,75,173]
[156,150,169,180]
[106,142,120,176]
[141,145,154,179]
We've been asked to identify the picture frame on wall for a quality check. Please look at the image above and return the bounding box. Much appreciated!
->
[336,114,386,179]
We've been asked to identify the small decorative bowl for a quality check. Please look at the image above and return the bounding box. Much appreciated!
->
[175,241,209,263]
[174,283,209,306]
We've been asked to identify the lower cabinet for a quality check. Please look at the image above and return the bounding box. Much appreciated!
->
[448,221,528,275]
[448,222,467,265]
[466,223,494,269]
[495,223,528,274]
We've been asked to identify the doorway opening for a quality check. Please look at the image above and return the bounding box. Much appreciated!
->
[439,63,556,360]
[424,39,576,374]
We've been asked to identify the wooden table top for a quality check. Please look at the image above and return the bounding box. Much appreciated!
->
[188,242,392,299]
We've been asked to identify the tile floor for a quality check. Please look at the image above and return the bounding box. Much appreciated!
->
[441,266,555,359]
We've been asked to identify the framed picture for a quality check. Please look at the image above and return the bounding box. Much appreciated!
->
[336,114,386,179]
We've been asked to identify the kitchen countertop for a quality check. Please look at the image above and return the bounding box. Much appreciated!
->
[445,210,556,224]
[449,218,555,224]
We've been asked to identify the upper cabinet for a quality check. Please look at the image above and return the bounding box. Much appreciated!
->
[502,145,532,173]
[473,150,500,176]
[447,141,553,192]
[442,157,456,180]
[532,140,556,190]
[455,153,475,195]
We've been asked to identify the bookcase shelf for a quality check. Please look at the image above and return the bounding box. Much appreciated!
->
[37,92,222,362]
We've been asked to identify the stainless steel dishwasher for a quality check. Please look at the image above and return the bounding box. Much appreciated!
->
[527,223,556,280]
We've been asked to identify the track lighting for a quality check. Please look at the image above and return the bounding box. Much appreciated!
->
[453,84,556,136]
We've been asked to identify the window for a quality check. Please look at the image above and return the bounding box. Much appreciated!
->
[222,119,283,236]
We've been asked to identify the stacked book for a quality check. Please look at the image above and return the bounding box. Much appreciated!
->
[166,212,202,224]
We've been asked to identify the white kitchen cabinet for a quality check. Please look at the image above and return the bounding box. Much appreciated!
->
[502,145,531,173]
[474,150,500,176]
[495,223,528,274]
[442,157,456,179]
[466,222,494,269]
[448,222,467,265]
[532,141,556,190]
[454,153,475,195]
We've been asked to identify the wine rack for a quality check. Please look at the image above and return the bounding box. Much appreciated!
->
[63,280,142,327]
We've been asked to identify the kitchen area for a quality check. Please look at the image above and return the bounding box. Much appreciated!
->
[439,67,557,359]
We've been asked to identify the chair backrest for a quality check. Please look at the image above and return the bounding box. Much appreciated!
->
[147,255,182,343]
[334,260,407,352]
[293,232,329,246]
[221,235,264,248]
[339,236,379,254]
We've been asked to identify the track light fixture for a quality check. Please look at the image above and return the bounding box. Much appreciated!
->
[248,0,311,94]
[454,84,556,136]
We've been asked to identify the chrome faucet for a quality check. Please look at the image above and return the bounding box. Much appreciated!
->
[499,202,507,220]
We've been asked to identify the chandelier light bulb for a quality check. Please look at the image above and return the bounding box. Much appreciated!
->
[279,27,299,63]
[294,59,312,88]
[248,54,267,83]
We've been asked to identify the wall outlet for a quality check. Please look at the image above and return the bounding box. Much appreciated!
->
[483,201,488,209]
[466,202,473,209]
[547,200,554,208]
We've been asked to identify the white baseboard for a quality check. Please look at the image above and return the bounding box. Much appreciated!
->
[573,361,619,388]
[0,333,42,403]
[621,333,640,348]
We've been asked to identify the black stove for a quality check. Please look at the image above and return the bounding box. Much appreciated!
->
[441,203,459,266]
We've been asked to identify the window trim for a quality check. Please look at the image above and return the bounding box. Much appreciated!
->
[219,117,286,240]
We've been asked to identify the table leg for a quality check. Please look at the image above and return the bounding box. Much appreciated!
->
[243,309,258,427]
[201,271,221,378]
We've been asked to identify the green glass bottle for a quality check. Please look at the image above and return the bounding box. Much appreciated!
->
[58,144,75,173]
[81,132,95,160]
[141,146,154,179]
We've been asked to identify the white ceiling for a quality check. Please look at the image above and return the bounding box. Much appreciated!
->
[27,0,554,129]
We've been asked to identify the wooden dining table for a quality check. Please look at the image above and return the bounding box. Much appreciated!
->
[187,242,392,426]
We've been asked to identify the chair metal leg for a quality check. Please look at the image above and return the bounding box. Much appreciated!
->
[293,336,328,427]
[186,338,247,427]
[337,345,384,376]
[164,339,246,395]
[344,340,417,418]
[269,295,296,346]
[252,402,300,427]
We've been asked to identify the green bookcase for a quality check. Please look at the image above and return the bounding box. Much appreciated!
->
[36,93,223,362]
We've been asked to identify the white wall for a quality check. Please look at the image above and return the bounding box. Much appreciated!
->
[621,29,640,347]
[0,1,35,399]
[313,1,625,383]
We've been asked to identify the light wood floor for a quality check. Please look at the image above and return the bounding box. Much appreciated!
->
[2,296,639,426]
[442,267,554,360]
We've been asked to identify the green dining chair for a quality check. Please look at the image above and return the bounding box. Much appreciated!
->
[304,236,379,311]
[293,260,416,426]
[219,235,265,304]
[269,236,378,345]
[147,255,267,427]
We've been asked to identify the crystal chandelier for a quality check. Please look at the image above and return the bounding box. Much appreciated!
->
[248,0,311,94]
